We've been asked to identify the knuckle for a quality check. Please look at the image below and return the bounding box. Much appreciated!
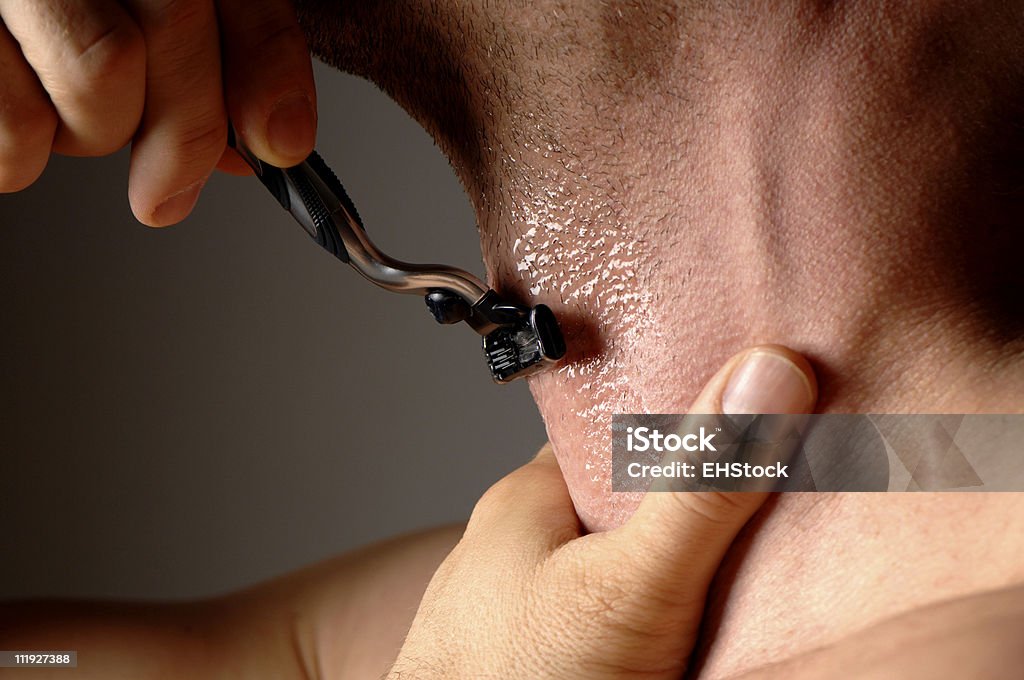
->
[471,475,518,521]
[31,16,144,157]
[72,19,145,81]
[470,460,552,522]
[468,468,551,534]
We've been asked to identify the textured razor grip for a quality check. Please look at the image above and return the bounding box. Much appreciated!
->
[305,151,363,229]
[282,152,365,264]
[285,164,349,262]
[227,124,357,263]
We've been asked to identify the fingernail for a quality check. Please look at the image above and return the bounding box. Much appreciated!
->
[266,93,316,161]
[722,351,814,415]
[152,179,204,226]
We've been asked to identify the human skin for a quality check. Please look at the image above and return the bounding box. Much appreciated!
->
[295,1,1024,677]
[388,347,814,680]
[4,345,1015,678]
[2,1,1023,677]
[0,0,317,225]
[0,345,818,679]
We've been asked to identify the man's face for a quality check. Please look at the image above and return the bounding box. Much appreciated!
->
[294,0,1024,530]
[294,0,726,529]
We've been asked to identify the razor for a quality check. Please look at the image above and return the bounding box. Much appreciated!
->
[227,127,566,383]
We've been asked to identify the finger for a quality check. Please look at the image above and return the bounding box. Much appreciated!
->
[0,22,56,191]
[124,0,226,227]
[612,345,817,589]
[0,0,145,157]
[464,444,582,553]
[216,0,316,167]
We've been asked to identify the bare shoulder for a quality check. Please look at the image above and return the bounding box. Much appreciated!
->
[0,524,465,680]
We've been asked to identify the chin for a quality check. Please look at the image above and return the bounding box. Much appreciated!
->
[528,354,649,532]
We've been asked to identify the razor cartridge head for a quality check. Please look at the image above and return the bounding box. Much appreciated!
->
[424,290,568,382]
[483,304,566,383]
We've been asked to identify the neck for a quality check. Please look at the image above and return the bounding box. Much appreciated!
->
[298,0,1024,528]
[297,3,1024,671]
[473,1,1024,527]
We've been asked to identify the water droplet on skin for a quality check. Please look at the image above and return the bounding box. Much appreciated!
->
[472,134,671,529]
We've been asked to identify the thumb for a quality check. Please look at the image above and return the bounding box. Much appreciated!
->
[613,344,817,592]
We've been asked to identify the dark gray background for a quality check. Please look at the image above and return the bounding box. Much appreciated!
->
[0,63,547,600]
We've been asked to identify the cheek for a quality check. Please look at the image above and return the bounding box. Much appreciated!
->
[494,246,654,529]
[481,174,684,530]
[529,356,644,531]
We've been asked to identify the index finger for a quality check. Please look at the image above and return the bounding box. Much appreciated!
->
[462,444,583,555]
